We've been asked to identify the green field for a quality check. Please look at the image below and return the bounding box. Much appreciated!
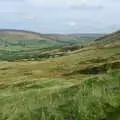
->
[0,30,103,61]
[0,30,120,120]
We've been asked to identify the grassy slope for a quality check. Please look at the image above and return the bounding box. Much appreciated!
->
[95,31,120,47]
[0,30,120,120]
[0,42,120,120]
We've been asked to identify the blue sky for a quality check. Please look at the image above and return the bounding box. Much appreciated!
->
[0,0,120,33]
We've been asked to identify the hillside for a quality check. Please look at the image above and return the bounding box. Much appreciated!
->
[0,30,120,120]
[95,30,120,47]
[0,29,47,41]
[0,29,102,41]
[96,30,120,42]
[0,29,103,61]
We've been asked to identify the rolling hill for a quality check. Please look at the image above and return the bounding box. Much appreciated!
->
[0,29,103,41]
[0,29,103,61]
[95,30,120,47]
[0,30,120,120]
[0,29,46,41]
[96,30,120,42]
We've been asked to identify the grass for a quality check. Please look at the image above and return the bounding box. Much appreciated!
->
[0,69,120,120]
[0,38,120,120]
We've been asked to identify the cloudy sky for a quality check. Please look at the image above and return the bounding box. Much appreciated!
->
[0,0,120,33]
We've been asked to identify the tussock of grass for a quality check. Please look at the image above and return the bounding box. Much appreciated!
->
[0,69,120,120]
[78,61,120,74]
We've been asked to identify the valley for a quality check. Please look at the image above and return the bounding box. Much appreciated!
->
[0,30,120,120]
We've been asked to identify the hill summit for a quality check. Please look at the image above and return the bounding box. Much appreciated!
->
[0,29,48,41]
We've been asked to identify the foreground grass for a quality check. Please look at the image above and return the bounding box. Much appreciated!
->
[0,69,120,120]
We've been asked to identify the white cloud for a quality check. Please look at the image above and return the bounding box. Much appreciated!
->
[26,0,98,7]
[65,0,103,10]
[69,4,103,10]
[66,0,97,6]
[0,0,120,33]
[26,0,65,6]
[23,14,35,20]
[66,21,77,27]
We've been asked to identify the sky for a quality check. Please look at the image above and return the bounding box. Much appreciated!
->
[0,0,120,33]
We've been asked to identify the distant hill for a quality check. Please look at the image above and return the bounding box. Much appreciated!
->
[0,29,103,41]
[0,29,50,41]
[0,29,103,50]
[0,29,104,61]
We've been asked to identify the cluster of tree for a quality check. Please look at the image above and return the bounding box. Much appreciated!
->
[0,51,64,61]
[60,45,84,52]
